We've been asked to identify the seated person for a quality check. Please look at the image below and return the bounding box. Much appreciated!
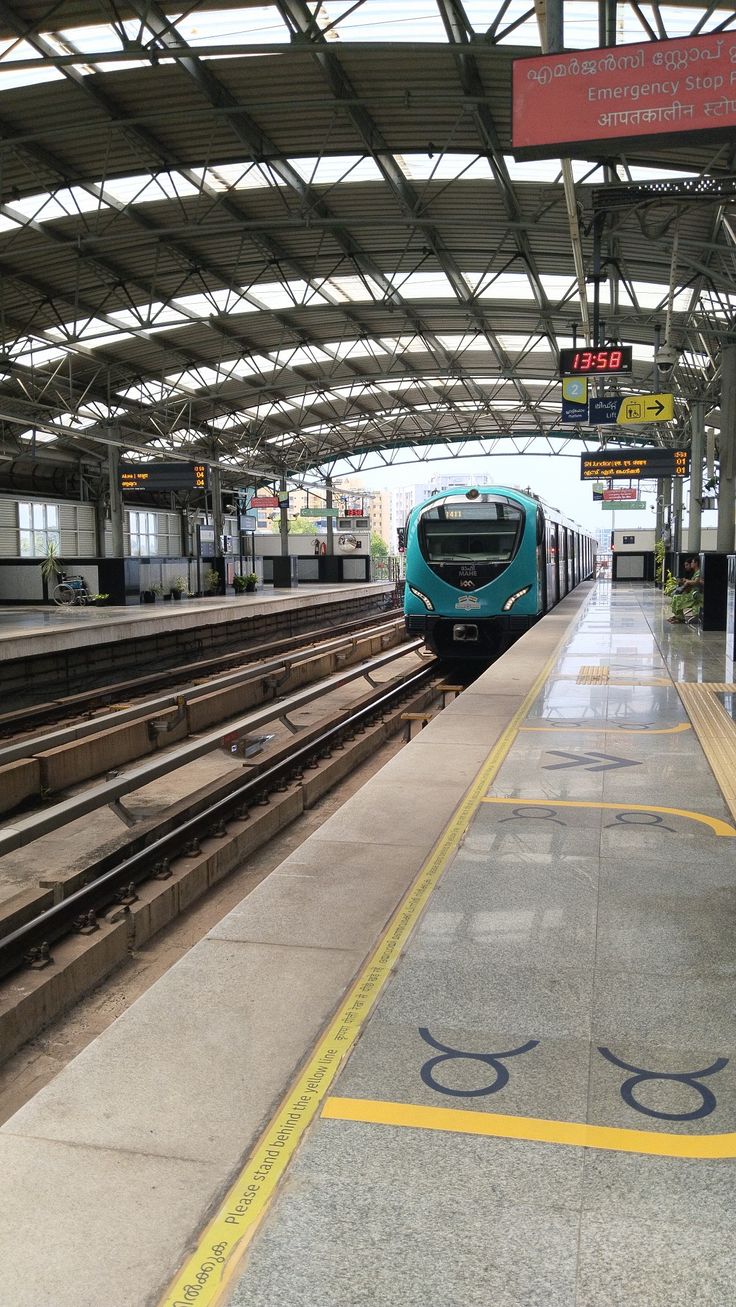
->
[668,558,702,623]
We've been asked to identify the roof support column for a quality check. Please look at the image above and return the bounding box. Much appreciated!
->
[539,0,563,54]
[671,475,683,556]
[716,343,736,553]
[279,475,289,558]
[688,400,704,554]
[210,461,224,555]
[661,477,672,546]
[326,476,335,556]
[107,445,124,560]
[599,0,617,48]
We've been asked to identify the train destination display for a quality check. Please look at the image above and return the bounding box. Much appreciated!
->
[513,32,736,157]
[120,462,208,492]
[580,449,689,480]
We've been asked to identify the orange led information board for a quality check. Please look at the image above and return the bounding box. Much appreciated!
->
[120,462,208,492]
[581,449,689,480]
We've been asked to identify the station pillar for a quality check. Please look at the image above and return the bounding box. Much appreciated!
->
[717,344,736,553]
[108,445,125,558]
[688,400,704,555]
[326,476,335,555]
[279,475,289,556]
[210,462,224,550]
[671,476,683,556]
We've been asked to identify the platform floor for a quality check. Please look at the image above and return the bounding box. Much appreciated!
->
[0,581,393,661]
[1,581,735,1307]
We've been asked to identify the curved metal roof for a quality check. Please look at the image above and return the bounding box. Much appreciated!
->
[0,0,733,488]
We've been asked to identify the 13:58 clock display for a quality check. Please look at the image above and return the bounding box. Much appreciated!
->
[559,346,632,376]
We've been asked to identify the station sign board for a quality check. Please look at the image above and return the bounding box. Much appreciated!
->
[601,500,646,510]
[589,394,674,425]
[301,506,339,517]
[249,494,280,508]
[581,449,689,480]
[603,488,637,500]
[120,462,208,492]
[512,32,736,158]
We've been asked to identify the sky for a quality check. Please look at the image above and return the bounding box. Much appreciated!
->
[332,445,718,536]
[336,449,645,532]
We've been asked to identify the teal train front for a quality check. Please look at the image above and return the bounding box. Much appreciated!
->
[403,485,595,660]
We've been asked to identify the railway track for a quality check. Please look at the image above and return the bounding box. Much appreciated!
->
[0,615,414,817]
[0,645,454,1063]
[0,606,403,738]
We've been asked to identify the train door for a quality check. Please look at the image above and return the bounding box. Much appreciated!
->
[558,528,568,596]
[546,521,559,607]
[567,530,575,591]
[536,508,547,612]
[574,534,581,585]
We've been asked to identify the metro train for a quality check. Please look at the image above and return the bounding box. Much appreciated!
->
[403,485,596,660]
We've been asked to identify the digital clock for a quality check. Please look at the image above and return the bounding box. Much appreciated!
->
[559,346,633,376]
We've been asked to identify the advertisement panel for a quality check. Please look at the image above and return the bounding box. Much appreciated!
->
[513,32,736,156]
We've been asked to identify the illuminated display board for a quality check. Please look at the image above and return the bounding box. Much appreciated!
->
[559,346,632,376]
[580,449,689,481]
[120,462,208,492]
[513,32,736,158]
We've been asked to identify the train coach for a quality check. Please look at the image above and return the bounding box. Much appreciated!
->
[403,485,596,660]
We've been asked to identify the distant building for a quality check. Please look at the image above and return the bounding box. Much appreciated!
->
[388,472,493,551]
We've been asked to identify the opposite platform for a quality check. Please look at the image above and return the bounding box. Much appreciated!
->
[0,581,394,662]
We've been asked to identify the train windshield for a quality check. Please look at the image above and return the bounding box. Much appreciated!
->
[419,498,523,563]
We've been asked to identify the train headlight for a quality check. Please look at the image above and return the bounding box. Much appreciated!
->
[407,584,434,611]
[502,585,532,612]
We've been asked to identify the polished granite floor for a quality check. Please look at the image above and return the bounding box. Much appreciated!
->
[228,583,736,1306]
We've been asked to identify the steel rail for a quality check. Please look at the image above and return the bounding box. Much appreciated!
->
[0,606,401,737]
[0,641,424,858]
[0,615,404,766]
[0,664,437,982]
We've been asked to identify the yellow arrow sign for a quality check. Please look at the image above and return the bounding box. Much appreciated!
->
[618,393,674,424]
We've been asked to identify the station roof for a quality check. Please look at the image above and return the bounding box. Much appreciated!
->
[0,0,733,491]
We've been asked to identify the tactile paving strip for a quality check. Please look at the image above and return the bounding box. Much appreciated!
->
[677,683,736,822]
[577,665,610,683]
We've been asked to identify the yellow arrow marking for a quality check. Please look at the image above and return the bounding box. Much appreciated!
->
[322,1097,736,1160]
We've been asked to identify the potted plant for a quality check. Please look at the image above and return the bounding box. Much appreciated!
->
[233,574,248,594]
[170,576,187,601]
[91,592,110,606]
[244,572,258,593]
[204,567,221,595]
[151,582,165,603]
[39,542,62,596]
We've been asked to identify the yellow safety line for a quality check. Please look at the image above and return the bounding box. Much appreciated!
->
[322,1097,736,1160]
[157,598,592,1306]
[480,796,736,837]
[520,722,691,735]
